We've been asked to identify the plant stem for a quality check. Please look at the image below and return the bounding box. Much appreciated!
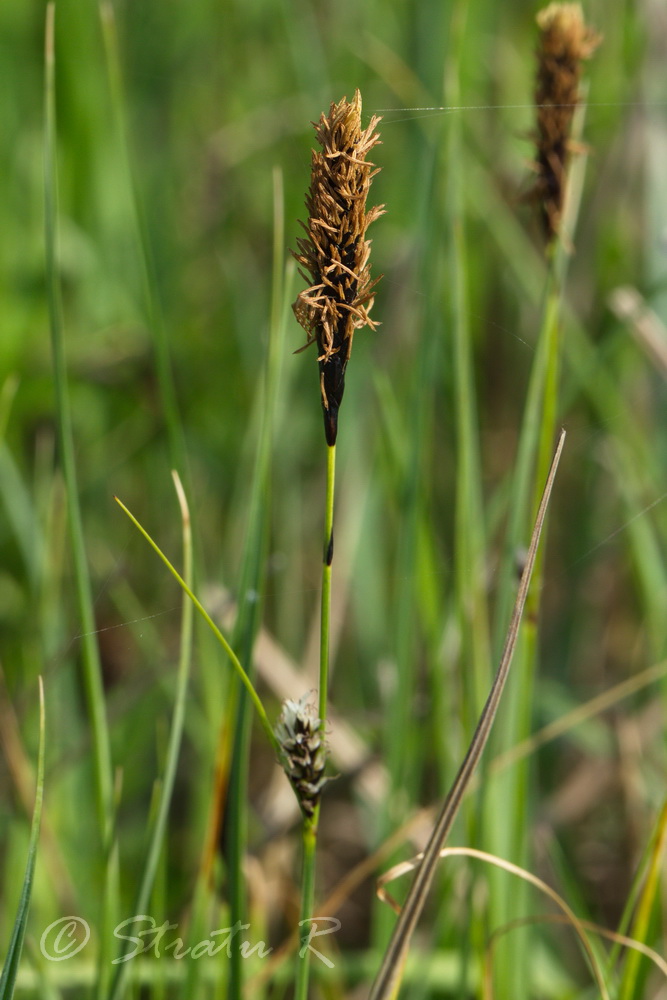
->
[319,442,336,726]
[225,167,286,1000]
[107,473,193,999]
[44,0,113,858]
[44,9,119,993]
[98,0,188,481]
[295,815,318,1000]
[294,437,336,999]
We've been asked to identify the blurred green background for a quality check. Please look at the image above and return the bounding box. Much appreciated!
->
[1,0,666,996]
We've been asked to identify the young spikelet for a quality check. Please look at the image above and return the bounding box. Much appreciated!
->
[275,694,329,819]
[532,3,601,242]
[292,90,384,446]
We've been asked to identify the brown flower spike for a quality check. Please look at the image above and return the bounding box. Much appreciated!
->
[532,3,601,242]
[292,90,384,446]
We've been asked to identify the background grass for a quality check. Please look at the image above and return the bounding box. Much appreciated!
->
[1,0,666,996]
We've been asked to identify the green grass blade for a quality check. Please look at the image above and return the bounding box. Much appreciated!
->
[113,494,280,757]
[617,798,667,1000]
[0,678,45,999]
[382,133,442,843]
[44,0,114,841]
[223,166,286,1000]
[483,101,592,998]
[98,0,188,479]
[43,10,119,991]
[444,0,492,726]
[0,443,42,592]
[107,472,194,999]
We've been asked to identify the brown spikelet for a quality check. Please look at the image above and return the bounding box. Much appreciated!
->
[532,3,601,242]
[275,694,329,819]
[292,90,384,446]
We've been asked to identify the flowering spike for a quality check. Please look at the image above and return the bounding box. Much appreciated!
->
[531,3,601,242]
[292,90,384,445]
[275,694,329,818]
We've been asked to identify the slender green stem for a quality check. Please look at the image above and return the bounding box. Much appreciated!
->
[0,678,45,999]
[295,815,318,1000]
[44,0,114,851]
[294,437,336,999]
[107,473,194,999]
[482,258,560,1000]
[226,168,286,1000]
[485,143,582,992]
[524,265,561,616]
[446,17,491,720]
[44,11,119,993]
[618,799,667,1000]
[98,1,188,479]
[319,442,336,726]
[114,495,280,758]
[373,134,441,956]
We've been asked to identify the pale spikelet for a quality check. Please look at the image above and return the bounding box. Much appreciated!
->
[275,694,329,818]
[532,3,601,242]
[292,89,384,445]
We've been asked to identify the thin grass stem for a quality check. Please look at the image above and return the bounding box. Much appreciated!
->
[107,472,194,1000]
[44,9,119,994]
[225,168,286,1000]
[98,1,188,479]
[113,495,280,758]
[319,443,336,725]
[293,433,336,1000]
[295,816,318,1000]
[0,679,45,999]
[617,798,667,1000]
[44,0,114,854]
[485,87,590,993]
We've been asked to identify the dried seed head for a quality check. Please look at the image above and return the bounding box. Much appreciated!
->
[275,693,329,818]
[532,3,601,242]
[292,89,384,446]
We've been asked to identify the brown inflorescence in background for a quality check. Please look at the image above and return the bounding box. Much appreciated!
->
[532,3,601,242]
[292,90,384,446]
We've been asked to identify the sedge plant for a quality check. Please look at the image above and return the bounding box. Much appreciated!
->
[287,89,384,998]
[114,90,385,998]
[8,2,664,996]
[485,7,601,994]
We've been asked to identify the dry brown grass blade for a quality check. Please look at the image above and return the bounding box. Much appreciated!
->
[367,429,566,1000]
[376,847,609,1000]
